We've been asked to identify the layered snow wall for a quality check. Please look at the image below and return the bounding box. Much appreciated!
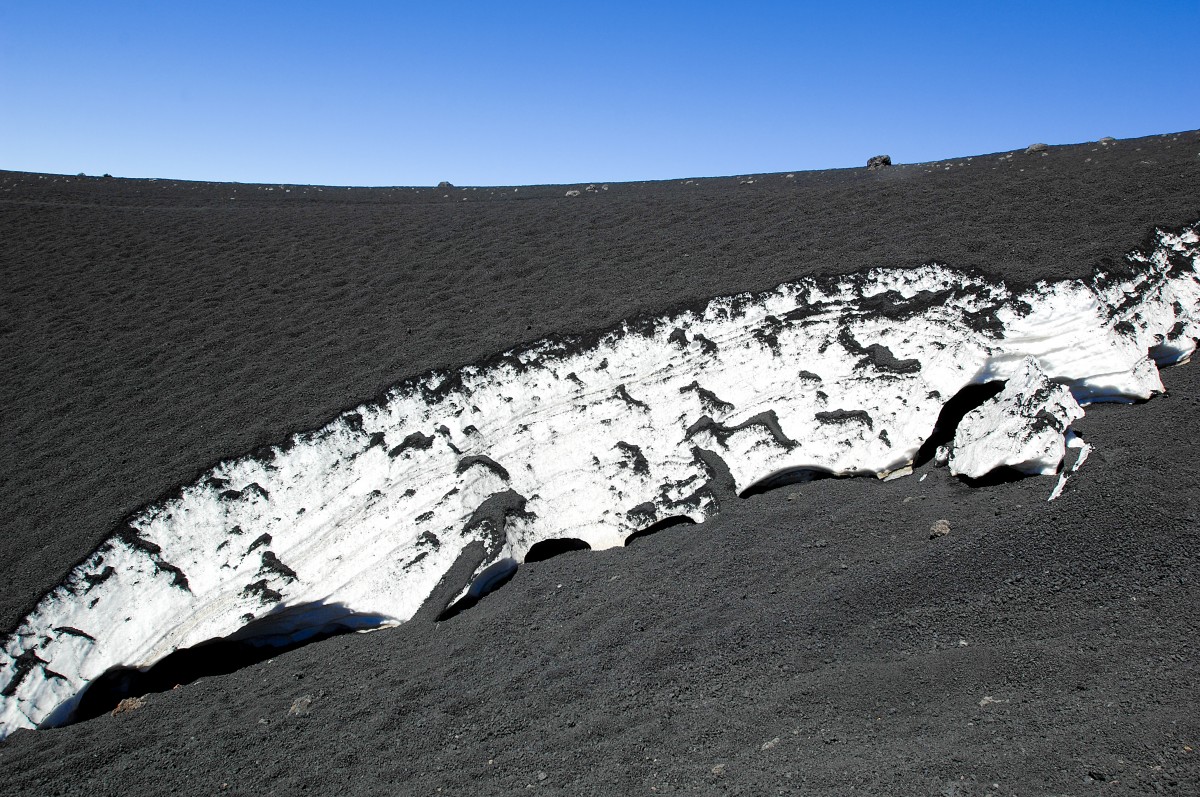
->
[2,223,1198,738]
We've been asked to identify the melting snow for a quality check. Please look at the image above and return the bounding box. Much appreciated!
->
[2,223,1198,737]
[949,357,1084,479]
[1047,431,1094,502]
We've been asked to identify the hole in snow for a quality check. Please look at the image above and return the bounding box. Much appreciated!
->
[739,467,834,498]
[64,606,383,727]
[436,557,519,621]
[625,516,696,546]
[914,381,1006,467]
[956,466,1030,488]
[1149,336,1198,367]
[524,538,591,563]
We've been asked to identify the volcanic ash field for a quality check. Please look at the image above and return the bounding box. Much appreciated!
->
[2,222,1197,740]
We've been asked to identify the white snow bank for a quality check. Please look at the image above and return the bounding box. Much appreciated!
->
[2,223,1198,738]
[949,358,1084,478]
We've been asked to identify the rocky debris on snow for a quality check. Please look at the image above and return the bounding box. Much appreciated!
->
[866,154,892,170]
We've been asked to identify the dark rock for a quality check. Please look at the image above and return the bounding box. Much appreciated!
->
[1025,143,1049,154]
[111,696,146,715]
[288,695,313,717]
[866,155,892,170]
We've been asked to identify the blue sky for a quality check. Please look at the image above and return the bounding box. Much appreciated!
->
[2,1,1196,186]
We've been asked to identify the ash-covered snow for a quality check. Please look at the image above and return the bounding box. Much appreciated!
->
[2,224,1198,738]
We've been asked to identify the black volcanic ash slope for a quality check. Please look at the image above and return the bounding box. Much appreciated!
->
[2,324,1198,796]
[0,131,1198,795]
[2,131,1199,633]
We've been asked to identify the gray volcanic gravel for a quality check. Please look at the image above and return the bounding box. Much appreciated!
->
[1,131,1199,794]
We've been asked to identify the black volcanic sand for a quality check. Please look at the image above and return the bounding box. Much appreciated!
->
[2,132,1199,794]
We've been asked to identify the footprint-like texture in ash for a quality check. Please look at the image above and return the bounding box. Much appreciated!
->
[2,223,1198,737]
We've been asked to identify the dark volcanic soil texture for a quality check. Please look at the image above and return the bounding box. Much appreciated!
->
[2,132,1199,795]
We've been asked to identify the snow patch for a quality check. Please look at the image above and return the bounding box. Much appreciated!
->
[1047,432,1094,502]
[949,358,1084,479]
[2,223,1198,738]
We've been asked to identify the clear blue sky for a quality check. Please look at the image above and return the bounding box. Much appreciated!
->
[2,1,1196,186]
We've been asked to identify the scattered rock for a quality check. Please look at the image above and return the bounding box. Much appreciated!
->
[929,519,951,539]
[711,763,727,778]
[761,736,780,750]
[536,771,548,782]
[584,184,598,192]
[1025,143,1049,154]
[564,189,581,197]
[1098,136,1116,144]
[866,154,892,170]
[112,696,146,715]
[436,181,454,189]
[288,695,313,717]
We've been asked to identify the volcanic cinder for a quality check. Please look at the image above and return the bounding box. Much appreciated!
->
[2,131,1199,795]
[2,219,1197,738]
